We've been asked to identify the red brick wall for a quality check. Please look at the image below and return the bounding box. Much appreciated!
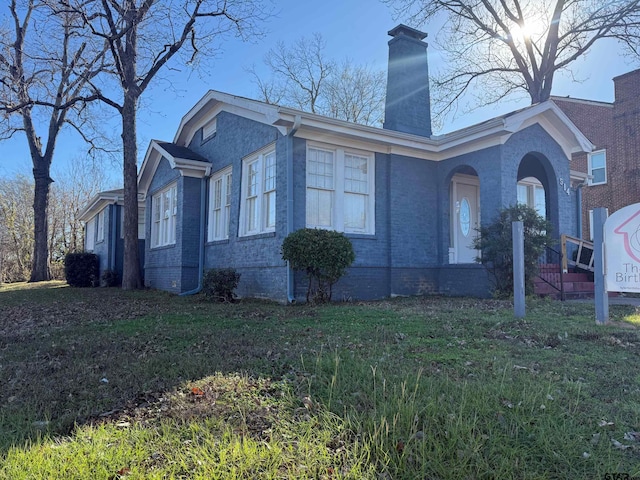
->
[611,69,640,221]
[553,97,614,238]
[553,70,640,239]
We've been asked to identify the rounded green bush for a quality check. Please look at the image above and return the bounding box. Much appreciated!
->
[282,228,355,303]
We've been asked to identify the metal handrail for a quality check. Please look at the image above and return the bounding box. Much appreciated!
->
[537,245,565,301]
[561,234,595,273]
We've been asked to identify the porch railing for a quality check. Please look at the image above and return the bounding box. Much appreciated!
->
[560,234,595,273]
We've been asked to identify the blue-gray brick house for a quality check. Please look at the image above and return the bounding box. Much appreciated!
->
[84,25,594,300]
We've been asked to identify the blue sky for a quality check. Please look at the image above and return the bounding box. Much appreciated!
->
[1,0,637,184]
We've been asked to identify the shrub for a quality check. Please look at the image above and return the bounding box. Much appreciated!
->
[202,268,241,302]
[281,228,355,303]
[101,269,120,287]
[64,252,99,287]
[472,204,552,297]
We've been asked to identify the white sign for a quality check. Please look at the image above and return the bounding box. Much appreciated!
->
[605,203,640,292]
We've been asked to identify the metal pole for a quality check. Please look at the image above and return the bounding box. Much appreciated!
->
[593,207,608,324]
[513,221,525,318]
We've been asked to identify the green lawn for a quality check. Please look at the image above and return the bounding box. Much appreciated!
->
[1,281,639,479]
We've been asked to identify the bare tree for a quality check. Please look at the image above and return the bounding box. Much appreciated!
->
[66,0,270,290]
[325,60,386,125]
[0,0,107,282]
[248,33,386,126]
[0,174,35,282]
[386,0,640,117]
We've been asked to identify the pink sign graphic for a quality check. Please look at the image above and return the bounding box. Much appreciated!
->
[613,209,640,264]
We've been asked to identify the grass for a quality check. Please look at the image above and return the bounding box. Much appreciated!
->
[1,282,640,478]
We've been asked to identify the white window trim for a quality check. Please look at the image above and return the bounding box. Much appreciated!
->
[151,182,178,248]
[588,149,607,186]
[306,142,375,235]
[85,217,95,252]
[517,177,546,218]
[239,146,276,237]
[96,209,105,243]
[208,166,233,241]
[202,118,217,141]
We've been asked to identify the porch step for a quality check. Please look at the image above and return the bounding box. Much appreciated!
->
[534,263,597,299]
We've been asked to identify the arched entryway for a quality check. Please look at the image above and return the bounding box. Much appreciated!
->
[516,152,561,236]
[449,167,480,264]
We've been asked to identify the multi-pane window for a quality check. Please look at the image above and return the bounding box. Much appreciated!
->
[588,150,606,185]
[208,167,232,241]
[96,209,105,242]
[517,177,546,218]
[306,144,375,234]
[239,148,276,236]
[151,183,177,248]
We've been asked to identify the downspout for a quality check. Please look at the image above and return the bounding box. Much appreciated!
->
[180,177,207,296]
[109,203,118,272]
[576,183,584,239]
[286,115,302,303]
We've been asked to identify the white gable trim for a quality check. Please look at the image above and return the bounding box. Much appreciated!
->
[138,140,212,197]
[79,191,123,222]
[169,91,594,164]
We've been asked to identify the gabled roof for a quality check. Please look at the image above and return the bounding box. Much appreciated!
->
[168,90,594,162]
[79,189,123,222]
[138,140,212,196]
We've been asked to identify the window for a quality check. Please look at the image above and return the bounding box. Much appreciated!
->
[120,207,146,240]
[208,166,232,241]
[239,148,276,236]
[151,183,177,248]
[517,177,545,218]
[85,217,95,251]
[306,144,375,234]
[588,150,606,185]
[96,209,105,243]
[202,118,217,141]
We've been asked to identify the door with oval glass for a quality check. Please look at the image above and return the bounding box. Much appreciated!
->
[452,176,480,263]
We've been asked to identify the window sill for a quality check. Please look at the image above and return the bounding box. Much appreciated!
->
[237,231,276,241]
[345,233,376,240]
[588,182,606,187]
[206,239,230,246]
[150,243,177,251]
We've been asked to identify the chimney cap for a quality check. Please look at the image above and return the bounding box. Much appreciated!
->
[388,24,427,41]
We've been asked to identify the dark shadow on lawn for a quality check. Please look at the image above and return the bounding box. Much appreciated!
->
[0,283,322,453]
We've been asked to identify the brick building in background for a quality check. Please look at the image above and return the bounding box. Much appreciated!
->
[553,68,640,240]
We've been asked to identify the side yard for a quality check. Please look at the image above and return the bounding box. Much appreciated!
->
[1,282,639,478]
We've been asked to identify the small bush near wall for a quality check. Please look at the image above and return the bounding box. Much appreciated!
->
[282,228,355,303]
[202,268,241,302]
[64,253,99,287]
[101,269,120,287]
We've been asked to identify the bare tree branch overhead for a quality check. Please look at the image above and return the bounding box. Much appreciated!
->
[0,0,108,282]
[385,0,640,119]
[247,33,386,126]
[61,0,271,289]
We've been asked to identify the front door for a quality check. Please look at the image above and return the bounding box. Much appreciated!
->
[452,176,480,263]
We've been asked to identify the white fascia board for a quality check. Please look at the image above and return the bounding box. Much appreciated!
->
[504,101,595,154]
[174,91,285,146]
[173,157,212,178]
[79,192,123,222]
[137,141,164,197]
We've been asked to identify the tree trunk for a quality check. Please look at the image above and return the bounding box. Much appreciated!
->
[30,160,52,282]
[121,92,143,290]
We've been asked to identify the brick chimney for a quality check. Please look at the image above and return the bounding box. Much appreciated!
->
[383,25,432,137]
